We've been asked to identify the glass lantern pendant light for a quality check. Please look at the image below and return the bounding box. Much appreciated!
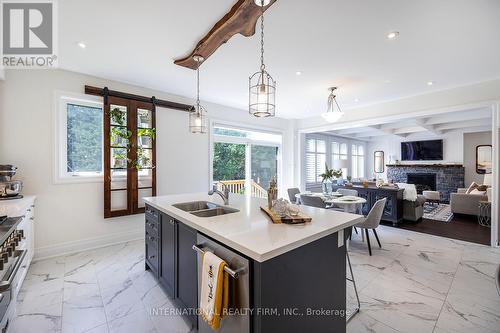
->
[249,0,276,117]
[189,55,208,133]
[321,87,344,123]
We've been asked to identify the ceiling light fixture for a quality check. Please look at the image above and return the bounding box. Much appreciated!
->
[427,81,434,86]
[249,0,276,118]
[189,55,208,134]
[354,98,359,103]
[321,87,344,123]
[77,42,86,49]
[386,31,399,40]
[295,71,302,76]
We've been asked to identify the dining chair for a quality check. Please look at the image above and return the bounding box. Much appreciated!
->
[300,194,326,208]
[353,198,386,256]
[287,188,301,204]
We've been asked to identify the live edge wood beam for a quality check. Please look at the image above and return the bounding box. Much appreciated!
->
[174,0,277,69]
[84,85,192,112]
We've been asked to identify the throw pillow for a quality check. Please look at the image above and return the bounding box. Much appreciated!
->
[470,189,486,195]
[466,182,479,194]
[477,185,488,191]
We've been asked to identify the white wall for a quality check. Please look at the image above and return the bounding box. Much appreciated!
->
[463,131,492,186]
[0,69,294,258]
[366,131,464,179]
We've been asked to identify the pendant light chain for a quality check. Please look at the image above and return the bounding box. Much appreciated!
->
[196,63,200,108]
[260,0,265,71]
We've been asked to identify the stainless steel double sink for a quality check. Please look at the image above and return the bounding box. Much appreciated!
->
[172,201,239,218]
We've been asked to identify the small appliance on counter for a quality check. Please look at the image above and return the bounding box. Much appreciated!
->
[0,165,23,200]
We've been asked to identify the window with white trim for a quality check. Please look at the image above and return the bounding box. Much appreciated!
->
[351,144,365,179]
[55,94,104,183]
[305,137,326,184]
[332,141,348,177]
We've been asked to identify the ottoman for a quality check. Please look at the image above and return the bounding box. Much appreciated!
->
[423,190,440,205]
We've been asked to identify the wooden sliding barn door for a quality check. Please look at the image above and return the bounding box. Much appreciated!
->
[104,96,156,218]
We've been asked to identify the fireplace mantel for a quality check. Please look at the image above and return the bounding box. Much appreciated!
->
[386,164,463,168]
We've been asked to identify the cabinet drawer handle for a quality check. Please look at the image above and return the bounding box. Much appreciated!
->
[29,217,34,220]
[169,219,175,225]
[149,236,155,241]
[148,255,155,260]
[26,209,31,212]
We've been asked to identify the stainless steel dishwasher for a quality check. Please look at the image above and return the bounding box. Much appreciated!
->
[194,234,250,333]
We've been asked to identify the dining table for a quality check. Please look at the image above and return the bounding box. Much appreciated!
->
[298,192,367,242]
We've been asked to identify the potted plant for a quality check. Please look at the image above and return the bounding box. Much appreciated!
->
[113,150,129,169]
[138,110,151,128]
[111,127,132,147]
[110,107,126,126]
[135,148,153,170]
[137,128,156,148]
[320,164,342,195]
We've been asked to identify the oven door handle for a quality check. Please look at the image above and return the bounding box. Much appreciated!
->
[4,249,27,287]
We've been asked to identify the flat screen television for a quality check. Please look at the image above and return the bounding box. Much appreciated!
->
[401,140,443,161]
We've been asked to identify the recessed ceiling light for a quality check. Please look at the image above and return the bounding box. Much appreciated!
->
[295,71,302,76]
[77,42,86,49]
[427,81,434,86]
[384,79,392,84]
[354,98,359,103]
[386,31,399,40]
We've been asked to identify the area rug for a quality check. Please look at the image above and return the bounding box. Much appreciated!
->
[423,203,453,222]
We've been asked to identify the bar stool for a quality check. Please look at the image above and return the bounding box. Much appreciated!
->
[345,227,360,322]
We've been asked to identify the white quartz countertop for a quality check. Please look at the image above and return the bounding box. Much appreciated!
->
[144,193,363,262]
[0,196,36,217]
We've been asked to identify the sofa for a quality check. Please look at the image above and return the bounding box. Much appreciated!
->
[450,188,488,216]
[403,195,426,221]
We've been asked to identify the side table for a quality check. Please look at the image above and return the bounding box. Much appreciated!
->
[478,201,491,227]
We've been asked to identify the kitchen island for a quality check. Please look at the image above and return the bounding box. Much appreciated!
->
[143,193,363,333]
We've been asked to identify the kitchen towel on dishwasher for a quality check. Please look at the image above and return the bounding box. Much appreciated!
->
[200,251,229,330]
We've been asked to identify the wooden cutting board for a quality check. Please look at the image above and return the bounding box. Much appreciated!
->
[260,206,312,224]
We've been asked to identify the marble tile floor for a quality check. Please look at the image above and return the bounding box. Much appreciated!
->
[8,225,500,333]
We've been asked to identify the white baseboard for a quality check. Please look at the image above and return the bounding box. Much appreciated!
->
[34,229,144,261]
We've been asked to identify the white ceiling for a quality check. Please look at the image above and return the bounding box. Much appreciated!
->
[325,107,492,140]
[59,0,500,119]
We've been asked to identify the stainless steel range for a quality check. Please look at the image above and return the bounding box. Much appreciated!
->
[0,216,28,332]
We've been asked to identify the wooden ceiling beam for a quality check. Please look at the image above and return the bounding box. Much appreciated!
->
[174,0,277,69]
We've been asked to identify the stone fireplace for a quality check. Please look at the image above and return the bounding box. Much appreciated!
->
[407,173,437,193]
[387,164,464,203]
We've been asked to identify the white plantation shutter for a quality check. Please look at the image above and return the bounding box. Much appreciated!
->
[358,145,365,178]
[305,137,326,184]
[306,153,316,183]
[316,153,326,182]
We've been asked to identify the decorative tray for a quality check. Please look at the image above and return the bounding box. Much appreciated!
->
[260,206,312,225]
